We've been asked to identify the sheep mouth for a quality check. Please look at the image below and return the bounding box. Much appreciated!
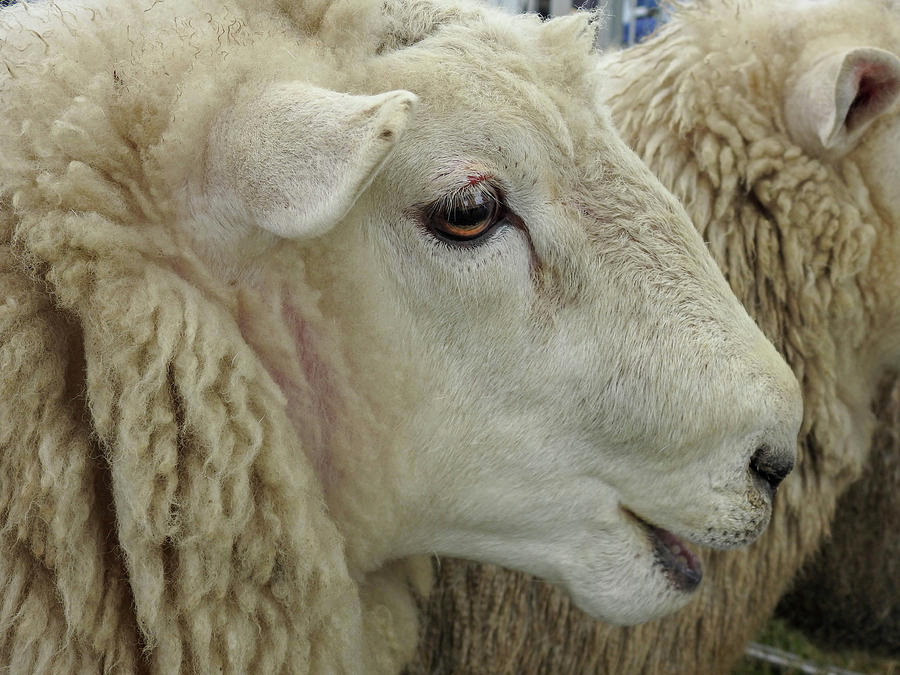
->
[624,508,703,592]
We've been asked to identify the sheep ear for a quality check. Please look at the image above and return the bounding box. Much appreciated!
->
[208,82,417,239]
[785,47,900,154]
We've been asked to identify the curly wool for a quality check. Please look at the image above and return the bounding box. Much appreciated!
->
[0,0,432,671]
[413,1,899,672]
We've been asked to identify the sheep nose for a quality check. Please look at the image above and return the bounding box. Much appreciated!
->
[749,444,794,492]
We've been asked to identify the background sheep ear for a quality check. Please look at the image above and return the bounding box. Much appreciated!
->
[785,47,900,154]
[209,83,417,239]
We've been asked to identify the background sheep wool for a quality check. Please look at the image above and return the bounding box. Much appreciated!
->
[0,0,428,671]
[778,379,900,655]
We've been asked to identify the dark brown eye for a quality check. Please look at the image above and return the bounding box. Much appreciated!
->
[426,185,504,243]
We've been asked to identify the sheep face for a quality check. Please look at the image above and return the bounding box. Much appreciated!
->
[191,9,802,625]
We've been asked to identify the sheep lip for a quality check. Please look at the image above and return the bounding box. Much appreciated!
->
[623,508,703,592]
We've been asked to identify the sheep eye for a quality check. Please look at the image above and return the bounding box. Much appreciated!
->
[426,185,505,244]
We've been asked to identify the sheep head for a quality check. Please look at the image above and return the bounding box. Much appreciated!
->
[184,4,802,625]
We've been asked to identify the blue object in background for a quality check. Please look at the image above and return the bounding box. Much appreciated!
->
[622,0,661,45]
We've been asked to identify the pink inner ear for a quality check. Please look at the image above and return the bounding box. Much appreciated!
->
[847,61,900,130]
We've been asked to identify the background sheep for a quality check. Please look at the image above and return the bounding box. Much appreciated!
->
[414,0,900,672]
[0,0,803,671]
[778,379,900,656]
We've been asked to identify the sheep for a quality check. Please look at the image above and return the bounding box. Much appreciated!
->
[0,0,804,671]
[413,0,900,672]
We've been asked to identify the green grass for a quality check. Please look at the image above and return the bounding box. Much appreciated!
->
[733,619,899,674]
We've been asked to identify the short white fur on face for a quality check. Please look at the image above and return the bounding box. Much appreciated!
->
[190,4,803,626]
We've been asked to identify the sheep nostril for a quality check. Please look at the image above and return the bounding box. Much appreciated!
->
[749,445,793,491]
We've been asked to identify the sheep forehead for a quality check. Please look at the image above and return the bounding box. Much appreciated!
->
[374,7,598,93]
[361,24,604,160]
